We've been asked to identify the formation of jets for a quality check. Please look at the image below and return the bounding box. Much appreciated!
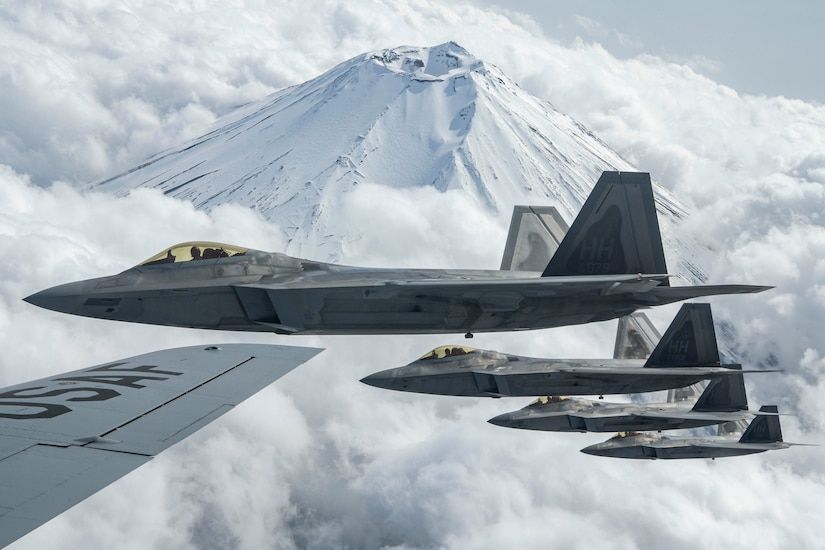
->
[8,171,805,547]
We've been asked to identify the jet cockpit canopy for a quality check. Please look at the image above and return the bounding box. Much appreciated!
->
[418,345,478,361]
[140,242,249,266]
[527,395,570,407]
[609,431,644,440]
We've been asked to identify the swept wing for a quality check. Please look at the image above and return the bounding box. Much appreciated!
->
[0,343,321,548]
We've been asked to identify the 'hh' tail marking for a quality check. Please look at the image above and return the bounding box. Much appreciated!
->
[542,172,669,283]
[645,303,720,368]
[568,205,625,274]
[739,405,782,443]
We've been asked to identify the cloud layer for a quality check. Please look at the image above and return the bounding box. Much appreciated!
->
[3,1,825,549]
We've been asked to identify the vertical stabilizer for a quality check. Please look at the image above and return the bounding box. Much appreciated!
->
[614,310,707,402]
[500,206,568,271]
[691,365,748,412]
[718,418,749,436]
[541,172,669,283]
[644,303,720,368]
[613,312,660,360]
[739,405,782,443]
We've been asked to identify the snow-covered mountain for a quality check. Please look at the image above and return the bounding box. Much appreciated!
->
[90,42,706,280]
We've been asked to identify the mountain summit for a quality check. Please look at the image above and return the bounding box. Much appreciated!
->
[90,42,703,277]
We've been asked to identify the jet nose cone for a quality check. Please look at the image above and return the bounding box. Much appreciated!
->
[360,371,396,391]
[24,281,86,314]
[580,445,600,456]
[487,412,520,428]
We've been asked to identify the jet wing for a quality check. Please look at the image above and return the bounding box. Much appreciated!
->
[0,343,321,548]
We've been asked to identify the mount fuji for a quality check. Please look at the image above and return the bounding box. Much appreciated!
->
[89,42,707,282]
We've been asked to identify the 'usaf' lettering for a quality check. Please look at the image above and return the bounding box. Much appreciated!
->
[0,362,184,420]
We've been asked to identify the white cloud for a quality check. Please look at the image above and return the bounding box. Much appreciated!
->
[3,1,825,549]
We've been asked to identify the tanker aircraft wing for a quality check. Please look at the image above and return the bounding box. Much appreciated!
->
[25,171,770,336]
[0,343,321,548]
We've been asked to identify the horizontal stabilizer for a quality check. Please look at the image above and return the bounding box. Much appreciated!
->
[647,284,773,303]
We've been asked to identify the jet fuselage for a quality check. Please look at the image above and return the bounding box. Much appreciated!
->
[26,248,761,335]
[360,348,744,397]
[580,432,789,459]
[487,397,753,432]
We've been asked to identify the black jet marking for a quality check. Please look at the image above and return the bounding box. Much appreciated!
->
[662,320,698,364]
[57,361,185,389]
[0,362,184,420]
[88,362,184,377]
[0,402,71,420]
[567,205,626,275]
[0,386,119,402]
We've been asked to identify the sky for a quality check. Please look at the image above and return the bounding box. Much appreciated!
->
[2,1,825,549]
[475,0,825,104]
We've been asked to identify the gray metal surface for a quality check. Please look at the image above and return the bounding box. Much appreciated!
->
[24,172,771,335]
[0,344,322,548]
[580,406,792,459]
[361,304,767,399]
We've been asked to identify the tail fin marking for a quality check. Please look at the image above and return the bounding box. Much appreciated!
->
[644,303,720,368]
[541,172,669,283]
[739,405,782,443]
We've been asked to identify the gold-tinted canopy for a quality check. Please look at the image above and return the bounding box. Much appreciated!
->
[527,395,570,407]
[418,345,477,361]
[609,431,643,440]
[140,242,249,266]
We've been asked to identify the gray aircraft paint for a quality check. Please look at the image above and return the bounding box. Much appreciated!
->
[580,405,797,459]
[361,303,770,399]
[25,172,770,335]
[0,344,322,548]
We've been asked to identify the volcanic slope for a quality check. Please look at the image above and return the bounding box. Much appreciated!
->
[90,42,706,279]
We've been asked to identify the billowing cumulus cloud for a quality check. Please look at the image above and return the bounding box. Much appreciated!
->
[3,1,825,549]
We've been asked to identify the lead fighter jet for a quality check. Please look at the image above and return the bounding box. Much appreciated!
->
[25,172,769,335]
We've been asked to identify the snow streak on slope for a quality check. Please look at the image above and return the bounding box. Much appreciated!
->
[90,43,706,281]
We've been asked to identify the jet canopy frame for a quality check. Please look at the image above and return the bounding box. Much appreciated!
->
[419,345,478,361]
[140,242,249,266]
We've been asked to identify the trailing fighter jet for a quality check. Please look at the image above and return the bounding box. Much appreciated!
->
[486,365,752,432]
[486,309,762,432]
[579,405,800,459]
[0,343,321,548]
[24,172,769,335]
[360,303,772,397]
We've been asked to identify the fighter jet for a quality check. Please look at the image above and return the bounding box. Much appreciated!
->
[0,343,321,548]
[24,172,769,335]
[487,366,753,432]
[487,309,761,432]
[360,303,771,397]
[580,406,799,459]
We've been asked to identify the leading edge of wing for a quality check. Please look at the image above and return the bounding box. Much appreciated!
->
[0,343,322,548]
